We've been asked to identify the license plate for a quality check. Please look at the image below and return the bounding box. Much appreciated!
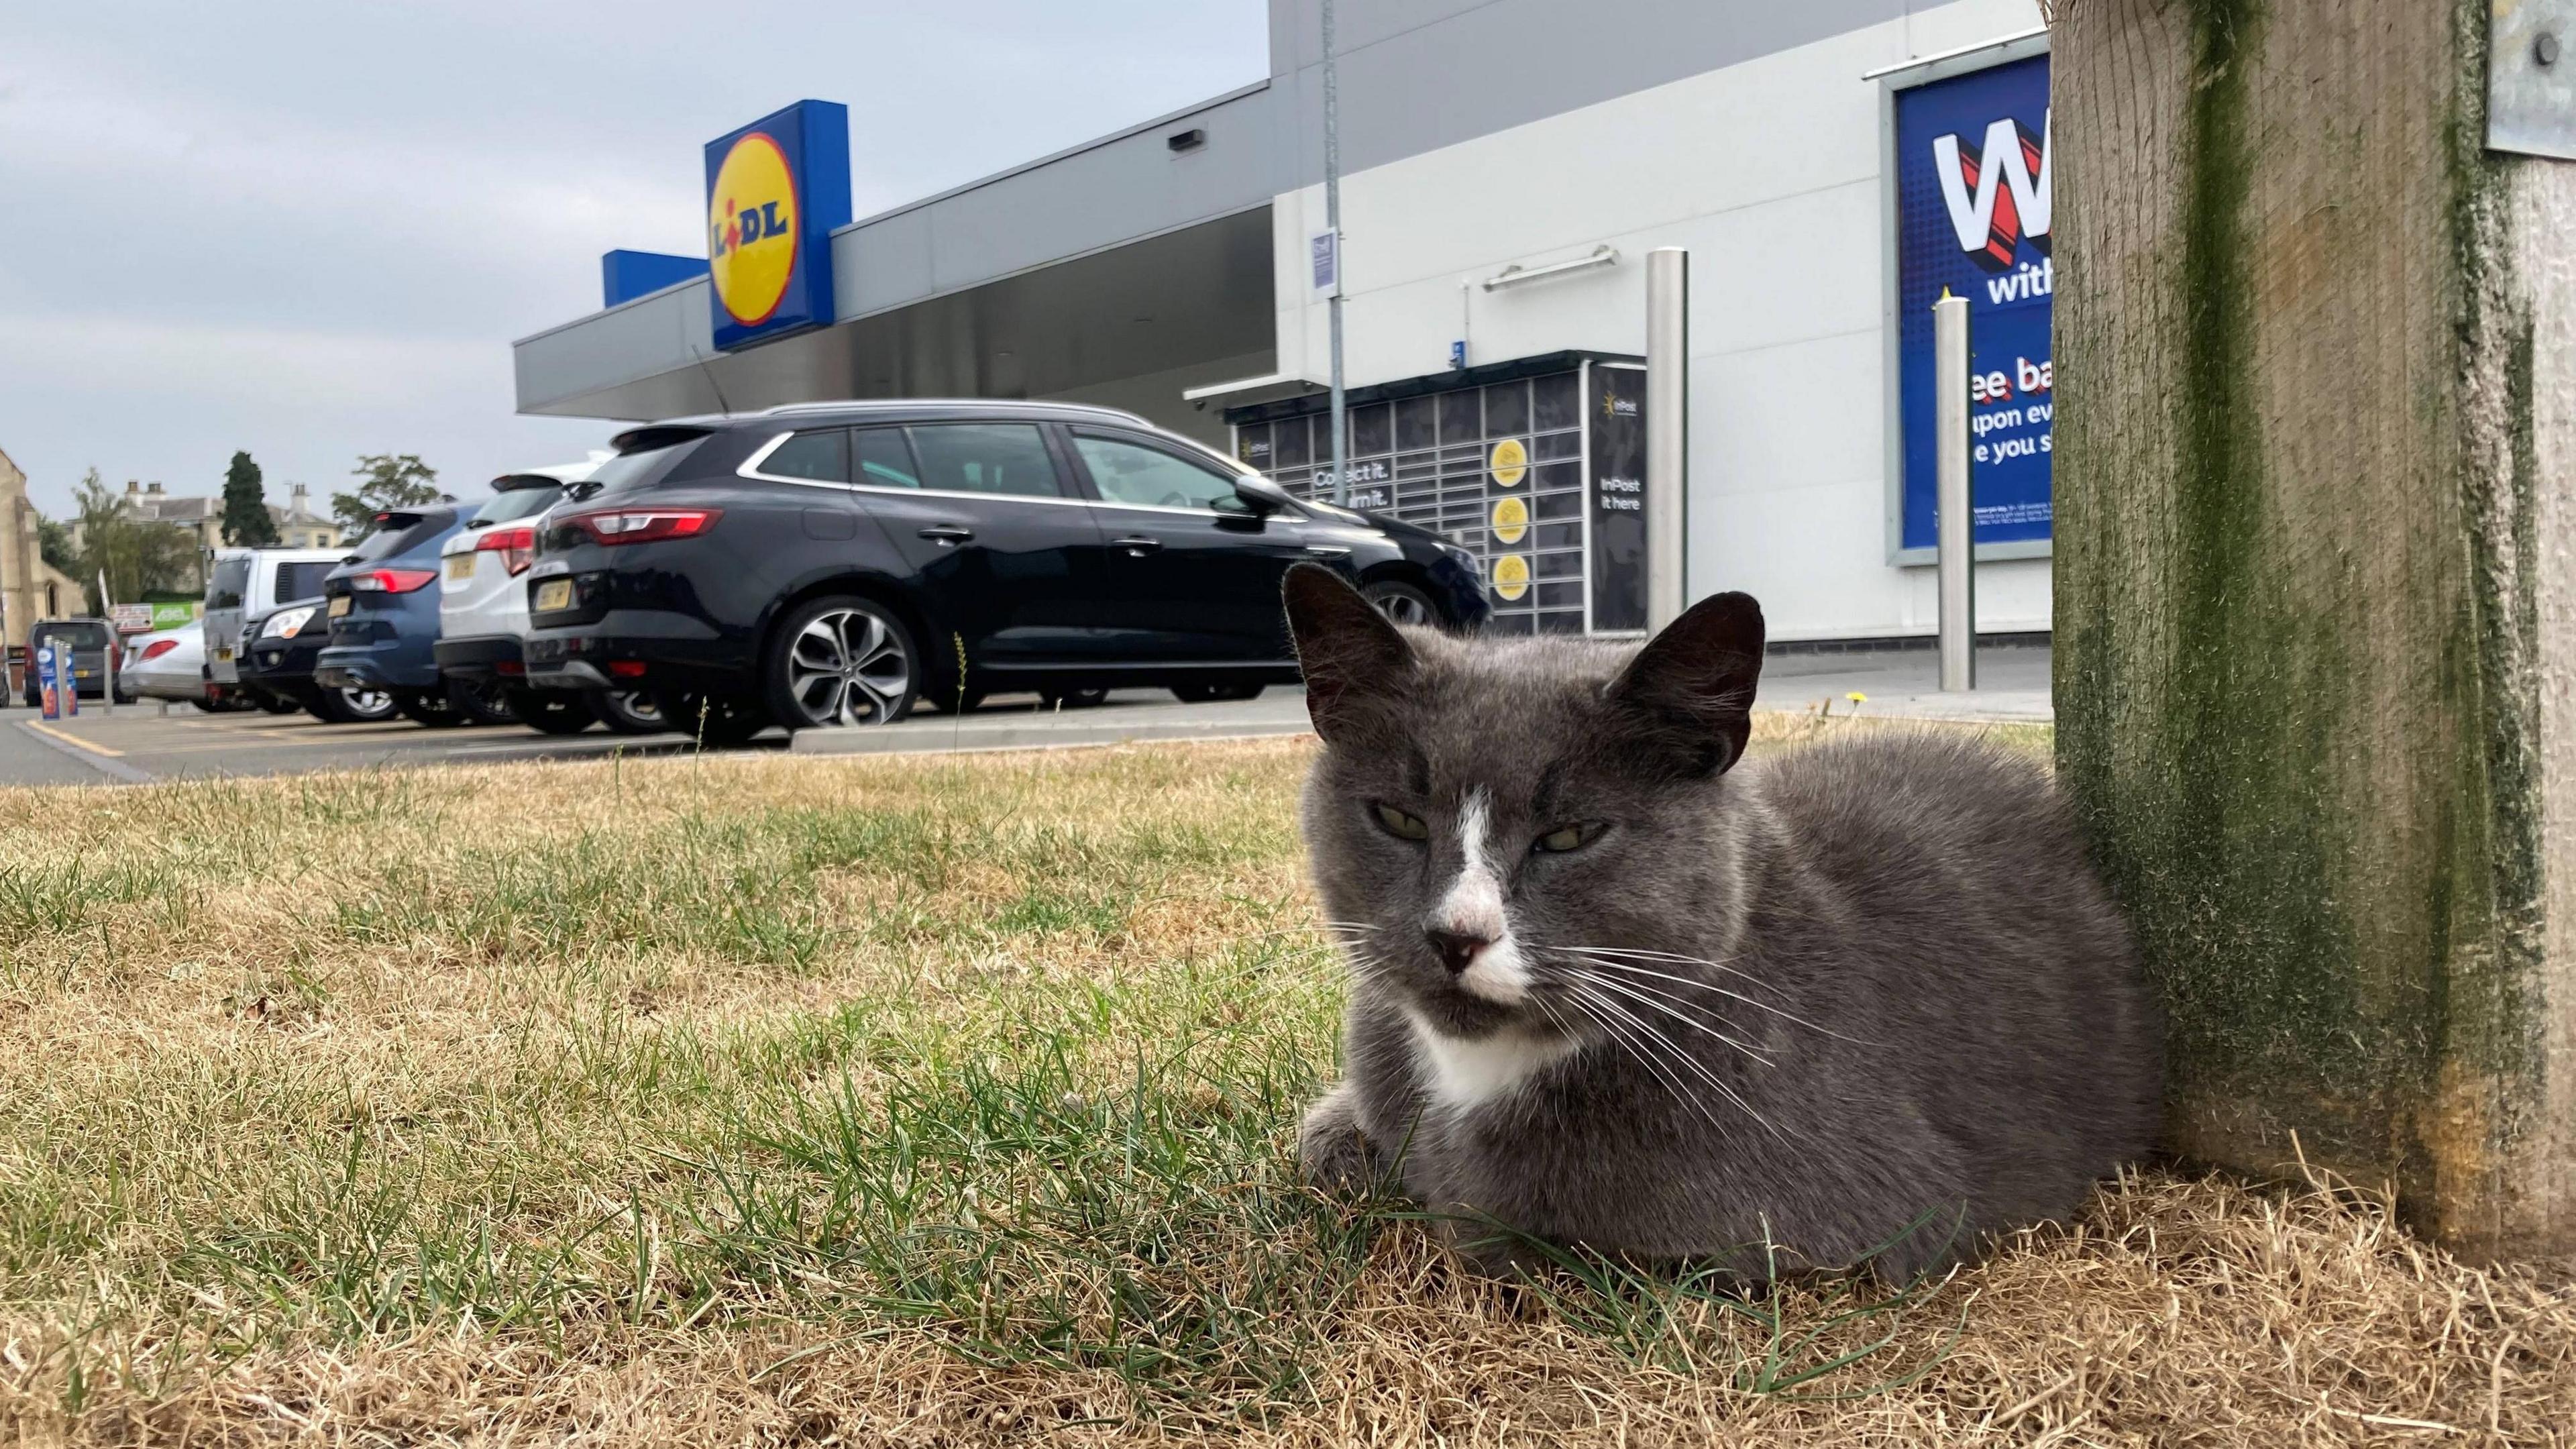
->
[215,647,233,661]
[535,580,573,611]
[329,595,353,618]
[444,553,475,582]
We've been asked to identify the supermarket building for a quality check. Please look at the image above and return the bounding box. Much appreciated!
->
[513,0,2054,643]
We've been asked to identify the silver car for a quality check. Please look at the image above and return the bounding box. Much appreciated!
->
[120,622,235,709]
[435,464,663,735]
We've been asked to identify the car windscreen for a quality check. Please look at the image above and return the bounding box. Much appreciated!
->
[274,561,337,601]
[343,513,449,564]
[207,557,250,610]
[589,430,710,496]
[469,486,561,526]
[34,623,110,648]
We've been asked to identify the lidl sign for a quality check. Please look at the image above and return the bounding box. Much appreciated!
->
[705,101,851,351]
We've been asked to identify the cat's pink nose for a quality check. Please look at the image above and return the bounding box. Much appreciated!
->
[1425,928,1491,974]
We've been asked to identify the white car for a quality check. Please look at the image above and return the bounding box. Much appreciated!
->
[203,547,348,688]
[436,465,661,735]
[120,622,232,709]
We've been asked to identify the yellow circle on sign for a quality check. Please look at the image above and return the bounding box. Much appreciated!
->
[708,131,800,327]
[1489,437,1529,488]
[1491,553,1531,601]
[1490,494,1529,545]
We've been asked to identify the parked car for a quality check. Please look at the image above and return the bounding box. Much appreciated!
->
[521,401,1487,743]
[435,467,665,737]
[315,506,501,727]
[19,617,130,706]
[120,621,250,710]
[236,598,398,722]
[204,547,348,690]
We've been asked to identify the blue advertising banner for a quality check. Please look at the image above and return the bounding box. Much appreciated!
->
[704,101,851,352]
[1893,53,2051,551]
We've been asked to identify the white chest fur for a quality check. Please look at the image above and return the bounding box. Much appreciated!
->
[1407,1011,1578,1110]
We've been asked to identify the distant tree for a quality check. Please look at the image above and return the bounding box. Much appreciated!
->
[333,453,449,534]
[220,449,279,546]
[35,514,76,575]
[72,468,197,611]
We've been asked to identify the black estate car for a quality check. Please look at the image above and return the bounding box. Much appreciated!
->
[521,400,1488,741]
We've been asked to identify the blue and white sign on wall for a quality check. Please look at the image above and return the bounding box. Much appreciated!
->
[1892,52,2052,554]
[704,101,852,352]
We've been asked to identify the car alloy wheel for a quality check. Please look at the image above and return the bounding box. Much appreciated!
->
[770,596,916,729]
[1362,580,1438,627]
[338,687,396,722]
[595,690,665,735]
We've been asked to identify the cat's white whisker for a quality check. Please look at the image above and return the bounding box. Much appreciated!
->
[1550,981,1733,1140]
[1556,967,1774,1064]
[1548,943,1791,999]
[1566,979,1791,1146]
[1552,949,1866,1044]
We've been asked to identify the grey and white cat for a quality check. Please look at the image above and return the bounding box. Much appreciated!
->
[1285,565,2161,1280]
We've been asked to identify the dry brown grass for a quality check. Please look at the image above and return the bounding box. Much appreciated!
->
[0,726,2569,1446]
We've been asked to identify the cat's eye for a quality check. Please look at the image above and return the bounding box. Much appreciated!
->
[1373,804,1430,841]
[1532,822,1601,854]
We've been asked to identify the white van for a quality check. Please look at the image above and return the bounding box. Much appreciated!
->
[203,547,347,685]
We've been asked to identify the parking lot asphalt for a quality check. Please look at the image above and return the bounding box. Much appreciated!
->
[0,643,2051,788]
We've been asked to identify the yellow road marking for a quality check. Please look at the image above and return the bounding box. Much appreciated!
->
[22,720,126,757]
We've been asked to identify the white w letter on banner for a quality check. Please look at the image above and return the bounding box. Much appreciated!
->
[1931,110,2051,271]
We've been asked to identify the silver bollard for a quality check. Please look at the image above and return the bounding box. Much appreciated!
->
[1934,294,1974,691]
[1645,248,1689,633]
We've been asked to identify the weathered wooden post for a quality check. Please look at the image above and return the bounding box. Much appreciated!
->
[2053,0,2576,1260]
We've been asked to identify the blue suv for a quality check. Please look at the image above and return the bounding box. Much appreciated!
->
[315,505,513,728]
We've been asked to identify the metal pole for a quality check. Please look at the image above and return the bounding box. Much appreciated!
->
[1644,248,1688,632]
[1935,293,1974,690]
[1323,0,1348,505]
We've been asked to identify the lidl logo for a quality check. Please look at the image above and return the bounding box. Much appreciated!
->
[708,133,800,327]
[702,101,851,352]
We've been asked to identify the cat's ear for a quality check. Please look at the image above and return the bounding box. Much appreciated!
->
[1603,591,1765,776]
[1283,564,1415,745]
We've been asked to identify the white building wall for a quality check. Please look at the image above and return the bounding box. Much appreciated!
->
[1269,0,2047,643]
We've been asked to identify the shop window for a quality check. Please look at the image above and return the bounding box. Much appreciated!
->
[1396,396,1437,451]
[1438,390,1482,445]
[1533,372,1580,431]
[1273,416,1311,468]
[1352,402,1392,456]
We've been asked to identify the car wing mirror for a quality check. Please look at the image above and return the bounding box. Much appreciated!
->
[1232,475,1293,515]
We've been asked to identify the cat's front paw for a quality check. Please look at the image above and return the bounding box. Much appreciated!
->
[1297,1084,1386,1195]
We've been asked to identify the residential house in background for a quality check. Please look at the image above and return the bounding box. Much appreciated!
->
[70,480,345,570]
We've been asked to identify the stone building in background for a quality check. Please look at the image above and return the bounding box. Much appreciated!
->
[1,446,83,647]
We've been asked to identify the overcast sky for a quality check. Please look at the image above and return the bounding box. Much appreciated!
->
[0,1,1269,517]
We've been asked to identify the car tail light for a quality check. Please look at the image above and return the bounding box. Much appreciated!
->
[475,525,538,576]
[561,508,721,547]
[606,660,647,679]
[347,568,438,594]
[138,639,178,662]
